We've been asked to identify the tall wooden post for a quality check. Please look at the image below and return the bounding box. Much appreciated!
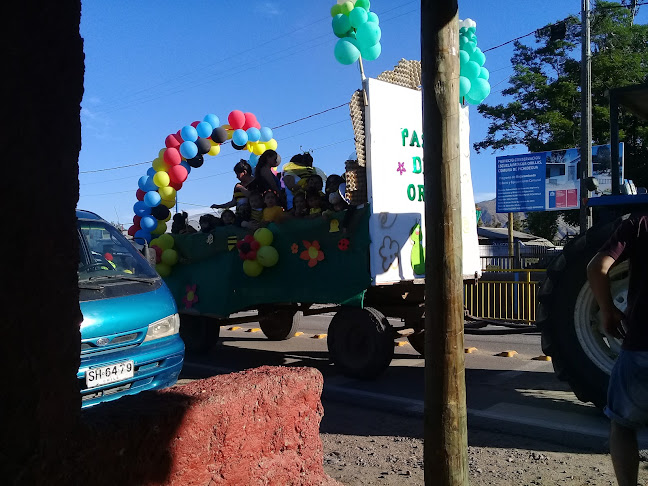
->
[421,1,468,485]
[508,212,514,268]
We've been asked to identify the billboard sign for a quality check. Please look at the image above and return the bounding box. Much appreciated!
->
[496,144,624,213]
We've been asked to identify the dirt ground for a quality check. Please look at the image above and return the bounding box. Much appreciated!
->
[320,401,648,486]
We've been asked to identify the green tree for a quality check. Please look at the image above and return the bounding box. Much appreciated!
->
[476,1,648,186]
[526,212,560,242]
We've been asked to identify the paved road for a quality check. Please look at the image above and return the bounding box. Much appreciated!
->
[180,313,648,452]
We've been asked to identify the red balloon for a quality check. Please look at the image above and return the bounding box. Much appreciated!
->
[243,234,255,244]
[168,165,188,184]
[165,134,180,149]
[175,129,183,142]
[242,112,257,130]
[151,245,163,263]
[136,189,145,201]
[127,225,139,237]
[191,120,200,128]
[133,215,142,225]
[228,110,246,130]
[252,121,261,130]
[164,147,181,166]
[169,180,183,191]
[250,240,261,251]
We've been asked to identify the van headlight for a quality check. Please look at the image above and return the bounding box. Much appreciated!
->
[144,313,180,342]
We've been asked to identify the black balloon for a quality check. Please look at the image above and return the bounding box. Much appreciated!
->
[196,137,211,155]
[187,154,204,168]
[211,126,228,143]
[231,141,246,150]
[151,205,170,220]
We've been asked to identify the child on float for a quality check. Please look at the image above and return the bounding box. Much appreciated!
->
[254,150,283,195]
[281,152,327,209]
[306,190,325,217]
[261,190,285,224]
[199,213,221,233]
[221,209,236,226]
[234,203,259,230]
[248,191,265,225]
[211,160,259,210]
[289,192,309,218]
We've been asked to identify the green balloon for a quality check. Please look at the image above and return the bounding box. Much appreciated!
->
[349,7,368,29]
[459,27,467,34]
[340,1,354,15]
[332,13,351,37]
[367,11,379,24]
[360,41,381,61]
[257,246,279,267]
[334,38,361,65]
[459,35,469,49]
[471,47,485,66]
[355,0,371,10]
[459,76,471,98]
[478,67,490,80]
[330,4,342,17]
[462,41,476,55]
[468,78,490,102]
[462,60,480,80]
[356,21,381,49]
[161,248,178,266]
[156,263,171,278]
[459,50,470,65]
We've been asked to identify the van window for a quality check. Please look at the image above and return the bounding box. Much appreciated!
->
[78,220,157,280]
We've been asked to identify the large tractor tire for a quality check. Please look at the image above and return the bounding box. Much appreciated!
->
[536,217,629,408]
[258,307,302,341]
[327,307,395,379]
[179,314,220,355]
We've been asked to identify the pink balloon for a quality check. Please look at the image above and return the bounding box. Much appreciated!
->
[228,110,246,130]
[168,165,188,184]
[164,147,181,166]
[252,121,261,130]
[242,112,257,130]
[165,134,180,149]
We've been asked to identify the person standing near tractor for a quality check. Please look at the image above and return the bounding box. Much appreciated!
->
[587,211,648,486]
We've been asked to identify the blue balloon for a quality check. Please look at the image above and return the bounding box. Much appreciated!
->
[140,215,157,231]
[147,167,156,177]
[360,41,381,61]
[232,129,248,146]
[180,141,198,159]
[259,127,273,142]
[133,200,151,216]
[139,175,157,192]
[144,190,161,208]
[134,229,152,245]
[203,114,220,129]
[246,127,261,142]
[138,175,150,191]
[196,121,213,139]
[181,125,198,142]
[249,153,260,168]
[180,160,192,174]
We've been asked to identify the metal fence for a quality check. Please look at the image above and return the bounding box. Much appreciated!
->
[479,242,562,271]
[464,269,545,324]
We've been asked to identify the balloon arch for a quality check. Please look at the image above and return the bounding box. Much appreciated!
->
[128,110,277,244]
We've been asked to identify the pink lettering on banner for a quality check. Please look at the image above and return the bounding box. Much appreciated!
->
[555,190,566,208]
[567,189,578,207]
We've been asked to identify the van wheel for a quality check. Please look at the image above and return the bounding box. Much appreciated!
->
[179,314,220,354]
[258,308,302,341]
[327,307,395,379]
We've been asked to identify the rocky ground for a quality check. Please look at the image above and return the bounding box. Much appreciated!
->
[320,401,648,486]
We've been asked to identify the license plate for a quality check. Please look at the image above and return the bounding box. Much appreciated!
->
[86,360,134,388]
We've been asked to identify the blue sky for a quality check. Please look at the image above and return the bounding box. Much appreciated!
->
[78,0,646,225]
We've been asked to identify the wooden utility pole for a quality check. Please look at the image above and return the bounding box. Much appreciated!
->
[508,212,514,267]
[421,1,468,485]
[579,0,593,233]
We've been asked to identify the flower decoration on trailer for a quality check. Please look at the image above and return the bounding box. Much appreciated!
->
[237,228,279,277]
[300,240,325,268]
[128,111,277,246]
[330,0,382,65]
[458,18,491,105]
[183,284,199,309]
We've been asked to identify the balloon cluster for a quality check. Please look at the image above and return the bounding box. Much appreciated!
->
[459,18,490,105]
[149,233,178,277]
[236,228,279,277]
[127,111,277,244]
[330,0,381,65]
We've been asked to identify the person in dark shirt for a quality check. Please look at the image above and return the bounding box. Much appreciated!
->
[587,212,648,486]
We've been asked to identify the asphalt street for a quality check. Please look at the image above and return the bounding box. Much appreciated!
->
[179,313,648,452]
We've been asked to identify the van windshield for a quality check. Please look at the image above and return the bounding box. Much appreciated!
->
[78,220,158,281]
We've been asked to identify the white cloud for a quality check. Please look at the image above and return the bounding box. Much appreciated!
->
[257,2,281,16]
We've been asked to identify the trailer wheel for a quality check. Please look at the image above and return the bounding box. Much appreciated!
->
[536,217,628,408]
[327,307,395,379]
[179,314,220,355]
[258,308,302,341]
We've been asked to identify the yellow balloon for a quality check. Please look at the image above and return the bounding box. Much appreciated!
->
[156,263,172,278]
[161,198,176,209]
[246,142,255,152]
[158,148,167,158]
[158,186,176,200]
[252,143,266,156]
[152,158,168,172]
[222,124,233,140]
[152,221,167,235]
[265,138,278,151]
[208,144,221,156]
[157,233,175,250]
[163,213,172,222]
[153,171,170,188]
[243,259,263,277]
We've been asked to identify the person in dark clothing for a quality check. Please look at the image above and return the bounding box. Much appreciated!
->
[171,211,197,234]
[587,212,648,486]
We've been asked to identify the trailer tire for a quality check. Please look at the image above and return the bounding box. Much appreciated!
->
[179,314,220,355]
[258,308,302,341]
[327,307,395,379]
[536,216,629,408]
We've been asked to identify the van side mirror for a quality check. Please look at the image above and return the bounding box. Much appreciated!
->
[144,245,156,266]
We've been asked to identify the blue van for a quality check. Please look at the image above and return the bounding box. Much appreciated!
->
[76,210,184,408]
